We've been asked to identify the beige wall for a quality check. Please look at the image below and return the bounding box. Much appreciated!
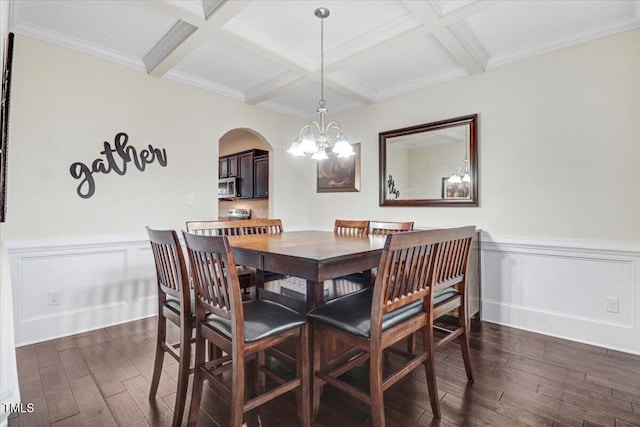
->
[308,29,640,242]
[2,35,311,240]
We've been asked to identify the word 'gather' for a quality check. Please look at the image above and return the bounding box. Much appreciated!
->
[70,132,167,198]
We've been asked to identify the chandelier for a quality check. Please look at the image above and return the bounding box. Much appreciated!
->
[287,7,354,160]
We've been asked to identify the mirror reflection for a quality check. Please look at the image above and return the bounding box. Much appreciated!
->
[379,114,477,207]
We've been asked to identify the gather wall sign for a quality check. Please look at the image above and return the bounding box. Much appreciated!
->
[69,132,167,199]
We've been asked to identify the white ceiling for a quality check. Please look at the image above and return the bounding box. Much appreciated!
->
[9,0,640,119]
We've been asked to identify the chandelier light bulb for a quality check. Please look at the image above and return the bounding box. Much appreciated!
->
[287,138,305,157]
[311,149,329,160]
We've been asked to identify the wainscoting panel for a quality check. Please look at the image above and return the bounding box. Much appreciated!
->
[481,234,640,355]
[7,236,157,346]
[7,233,640,356]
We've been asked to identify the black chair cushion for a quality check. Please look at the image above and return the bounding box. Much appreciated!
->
[307,288,420,338]
[307,287,459,338]
[165,293,196,317]
[434,287,458,305]
[204,300,307,343]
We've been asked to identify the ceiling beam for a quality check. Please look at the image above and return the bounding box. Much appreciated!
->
[401,0,485,75]
[243,71,307,105]
[144,0,250,77]
[243,23,425,106]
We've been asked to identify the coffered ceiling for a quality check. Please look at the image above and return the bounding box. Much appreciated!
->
[9,0,640,119]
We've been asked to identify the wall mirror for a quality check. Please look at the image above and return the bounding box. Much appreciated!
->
[379,114,478,207]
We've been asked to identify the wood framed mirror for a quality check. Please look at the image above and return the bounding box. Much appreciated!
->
[379,114,478,207]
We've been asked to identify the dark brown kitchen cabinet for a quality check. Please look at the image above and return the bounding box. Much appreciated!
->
[218,149,268,199]
[218,155,238,178]
[253,155,269,198]
[237,152,254,199]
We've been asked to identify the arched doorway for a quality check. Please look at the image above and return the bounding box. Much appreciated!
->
[218,128,272,220]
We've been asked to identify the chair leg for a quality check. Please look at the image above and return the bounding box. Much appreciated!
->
[311,324,325,420]
[297,324,311,427]
[369,348,385,427]
[230,352,246,427]
[187,332,206,427]
[256,350,266,394]
[149,313,166,400]
[171,322,191,427]
[406,332,417,354]
[423,324,441,418]
[458,305,474,382]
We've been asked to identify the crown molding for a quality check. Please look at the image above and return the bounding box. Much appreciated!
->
[377,67,468,101]
[487,17,640,69]
[163,69,244,100]
[323,14,421,66]
[10,20,146,71]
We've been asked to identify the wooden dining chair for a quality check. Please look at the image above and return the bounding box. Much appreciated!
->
[307,226,475,424]
[368,220,414,235]
[185,219,285,294]
[145,227,193,427]
[182,232,310,427]
[334,219,369,236]
[235,218,284,235]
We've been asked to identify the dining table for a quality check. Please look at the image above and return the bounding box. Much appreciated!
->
[228,230,388,312]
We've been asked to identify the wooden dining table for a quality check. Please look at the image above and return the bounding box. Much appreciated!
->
[228,230,387,312]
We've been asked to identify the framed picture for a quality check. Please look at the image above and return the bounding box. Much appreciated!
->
[0,32,14,222]
[317,143,360,193]
[442,177,470,199]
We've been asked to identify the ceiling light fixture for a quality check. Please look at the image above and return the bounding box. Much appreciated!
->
[448,129,471,184]
[287,7,354,160]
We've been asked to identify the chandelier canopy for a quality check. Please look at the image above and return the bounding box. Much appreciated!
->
[287,7,355,160]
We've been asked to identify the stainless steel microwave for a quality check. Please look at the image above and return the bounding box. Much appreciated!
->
[218,177,239,199]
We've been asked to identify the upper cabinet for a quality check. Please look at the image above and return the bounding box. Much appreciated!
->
[253,155,269,198]
[219,149,268,199]
[219,155,238,178]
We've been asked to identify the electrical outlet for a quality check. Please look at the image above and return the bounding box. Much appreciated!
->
[186,194,195,206]
[605,297,619,313]
[48,291,61,306]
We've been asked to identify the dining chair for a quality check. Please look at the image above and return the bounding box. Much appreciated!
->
[145,227,193,427]
[334,219,369,236]
[307,226,476,424]
[368,220,414,235]
[182,231,310,427]
[186,219,285,294]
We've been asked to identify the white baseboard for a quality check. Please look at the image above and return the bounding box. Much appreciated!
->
[480,233,640,355]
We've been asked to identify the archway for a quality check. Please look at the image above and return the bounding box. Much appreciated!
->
[218,128,273,220]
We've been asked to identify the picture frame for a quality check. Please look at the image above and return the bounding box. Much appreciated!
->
[317,143,360,193]
[0,32,14,222]
[442,177,470,199]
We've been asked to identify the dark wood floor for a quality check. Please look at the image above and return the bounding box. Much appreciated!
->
[7,317,640,427]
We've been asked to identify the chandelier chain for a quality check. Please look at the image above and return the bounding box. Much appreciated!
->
[319,14,325,108]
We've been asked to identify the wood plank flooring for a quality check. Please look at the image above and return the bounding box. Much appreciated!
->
[7,317,640,426]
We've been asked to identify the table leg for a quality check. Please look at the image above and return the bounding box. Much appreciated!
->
[305,280,323,312]
[363,269,373,287]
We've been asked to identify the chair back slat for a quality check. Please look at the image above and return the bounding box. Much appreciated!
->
[239,219,284,235]
[433,233,473,292]
[372,226,475,324]
[186,219,283,236]
[146,227,189,300]
[334,219,369,236]
[186,220,243,236]
[368,220,414,235]
[375,233,437,314]
[182,232,243,322]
